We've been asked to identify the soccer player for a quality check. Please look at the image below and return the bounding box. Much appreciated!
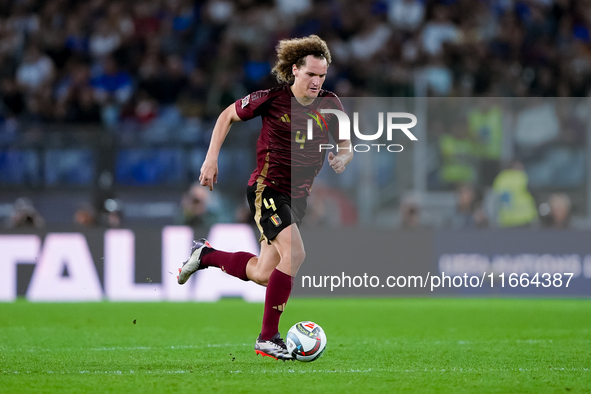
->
[177,35,353,360]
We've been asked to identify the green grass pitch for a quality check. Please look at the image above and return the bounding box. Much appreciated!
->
[1,299,590,393]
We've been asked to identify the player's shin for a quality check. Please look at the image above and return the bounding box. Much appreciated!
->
[260,268,295,340]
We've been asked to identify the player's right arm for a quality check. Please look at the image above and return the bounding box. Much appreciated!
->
[200,103,242,191]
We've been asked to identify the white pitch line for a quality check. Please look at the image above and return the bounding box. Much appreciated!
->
[3,339,588,353]
[1,344,250,353]
[2,369,379,375]
[2,368,589,375]
[88,343,248,351]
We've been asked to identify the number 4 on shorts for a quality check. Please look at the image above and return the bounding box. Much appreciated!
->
[263,198,277,211]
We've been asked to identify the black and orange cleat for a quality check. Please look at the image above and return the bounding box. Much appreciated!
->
[255,333,293,361]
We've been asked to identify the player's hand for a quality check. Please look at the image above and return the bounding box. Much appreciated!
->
[328,152,345,174]
[199,159,218,191]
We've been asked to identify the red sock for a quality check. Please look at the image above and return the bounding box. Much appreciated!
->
[260,269,294,340]
[201,250,255,281]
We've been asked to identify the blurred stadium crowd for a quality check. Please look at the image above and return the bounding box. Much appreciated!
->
[0,0,590,229]
[2,0,591,123]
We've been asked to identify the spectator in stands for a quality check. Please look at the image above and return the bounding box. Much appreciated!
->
[539,193,572,229]
[514,98,559,152]
[101,198,123,228]
[55,62,92,105]
[74,203,97,227]
[438,120,478,186]
[6,2,39,39]
[305,181,358,228]
[16,44,54,95]
[400,196,421,229]
[0,0,588,130]
[106,1,135,45]
[446,184,488,229]
[105,210,122,228]
[467,98,503,185]
[0,18,25,65]
[349,14,392,62]
[129,90,158,125]
[64,15,89,55]
[177,67,209,118]
[69,87,103,123]
[89,18,121,61]
[92,56,133,106]
[156,54,188,106]
[1,77,25,117]
[177,182,218,227]
[55,62,102,123]
[421,5,459,58]
[492,161,538,228]
[388,0,424,32]
[137,53,162,99]
[6,197,45,229]
[154,19,182,57]
[132,2,161,41]
[1,0,591,228]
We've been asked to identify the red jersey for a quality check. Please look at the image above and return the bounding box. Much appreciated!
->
[235,84,345,198]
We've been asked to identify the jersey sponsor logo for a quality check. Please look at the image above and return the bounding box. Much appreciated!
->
[280,114,291,122]
[241,94,250,108]
[270,213,282,227]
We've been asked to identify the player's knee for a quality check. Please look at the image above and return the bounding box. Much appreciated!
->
[251,270,271,286]
[257,275,270,287]
[292,248,306,266]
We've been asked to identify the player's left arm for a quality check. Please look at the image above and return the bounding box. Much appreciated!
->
[328,139,353,174]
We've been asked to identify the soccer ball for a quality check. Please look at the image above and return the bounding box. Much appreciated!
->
[286,321,327,362]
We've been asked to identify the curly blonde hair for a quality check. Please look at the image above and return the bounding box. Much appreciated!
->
[271,35,332,84]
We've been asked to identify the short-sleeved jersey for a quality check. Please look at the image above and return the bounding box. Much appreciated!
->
[235,84,346,198]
